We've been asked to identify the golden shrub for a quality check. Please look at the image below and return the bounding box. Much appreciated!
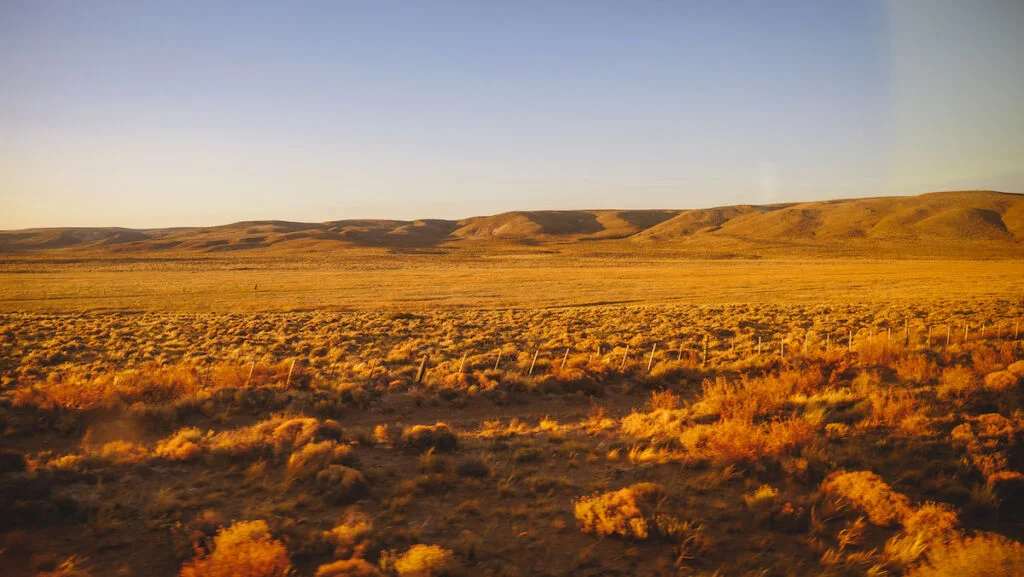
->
[983,371,1019,392]
[314,559,382,577]
[937,367,979,401]
[179,520,290,577]
[678,417,816,463]
[908,533,1024,577]
[885,503,961,565]
[95,440,148,464]
[1008,360,1024,378]
[324,510,374,559]
[894,355,936,385]
[821,470,912,526]
[155,427,206,461]
[646,389,680,411]
[286,441,353,481]
[970,346,1001,375]
[392,544,455,577]
[398,423,457,453]
[573,483,663,540]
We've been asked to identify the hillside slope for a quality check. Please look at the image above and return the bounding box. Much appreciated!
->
[1,190,1021,257]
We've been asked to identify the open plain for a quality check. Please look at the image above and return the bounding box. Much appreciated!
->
[2,192,1024,577]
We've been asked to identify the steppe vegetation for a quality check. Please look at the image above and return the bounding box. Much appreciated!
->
[2,298,1024,576]
[3,191,1024,575]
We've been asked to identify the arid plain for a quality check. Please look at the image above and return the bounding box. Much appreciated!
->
[2,191,1024,577]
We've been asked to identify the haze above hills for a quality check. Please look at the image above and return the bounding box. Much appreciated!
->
[3,190,1023,259]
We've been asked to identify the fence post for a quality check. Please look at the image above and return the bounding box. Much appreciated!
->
[416,355,430,383]
[647,343,657,373]
[285,358,296,388]
[529,350,540,376]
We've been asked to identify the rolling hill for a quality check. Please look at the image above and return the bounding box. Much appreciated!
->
[2,190,1022,258]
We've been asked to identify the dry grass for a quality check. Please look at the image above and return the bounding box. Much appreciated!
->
[179,520,290,577]
[1,298,1023,577]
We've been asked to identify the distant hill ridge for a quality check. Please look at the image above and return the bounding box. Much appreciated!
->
[2,190,1022,256]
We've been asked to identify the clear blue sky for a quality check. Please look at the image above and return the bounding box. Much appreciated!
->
[1,0,1021,228]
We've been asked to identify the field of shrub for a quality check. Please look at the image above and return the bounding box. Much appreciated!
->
[2,299,1024,576]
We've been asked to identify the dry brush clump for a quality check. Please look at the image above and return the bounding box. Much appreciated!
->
[179,520,290,577]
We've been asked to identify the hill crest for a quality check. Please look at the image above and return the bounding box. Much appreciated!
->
[2,190,1022,258]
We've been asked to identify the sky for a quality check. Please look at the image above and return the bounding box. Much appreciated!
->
[1,0,1022,229]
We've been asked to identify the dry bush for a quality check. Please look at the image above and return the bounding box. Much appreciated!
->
[286,441,354,482]
[94,440,148,465]
[399,423,457,453]
[697,368,825,420]
[621,408,690,441]
[207,416,322,459]
[857,336,897,366]
[574,483,663,540]
[865,388,920,429]
[155,427,206,461]
[389,544,455,577]
[937,367,979,402]
[324,510,374,559]
[907,533,1024,577]
[1008,360,1024,378]
[678,417,816,464]
[884,503,961,566]
[821,471,912,526]
[970,346,1002,375]
[315,465,367,504]
[894,355,936,385]
[647,389,680,411]
[36,363,201,410]
[179,520,290,577]
[983,370,1020,392]
[314,559,382,577]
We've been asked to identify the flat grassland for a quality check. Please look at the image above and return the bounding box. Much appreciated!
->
[2,252,1022,312]
[2,251,1024,577]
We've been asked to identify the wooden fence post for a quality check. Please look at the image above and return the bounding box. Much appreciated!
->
[494,350,502,371]
[561,347,570,369]
[757,335,762,356]
[416,355,430,384]
[647,343,657,372]
[457,352,467,374]
[702,336,708,366]
[529,350,540,376]
[245,358,256,388]
[285,358,296,388]
[620,345,630,370]
[946,325,951,349]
